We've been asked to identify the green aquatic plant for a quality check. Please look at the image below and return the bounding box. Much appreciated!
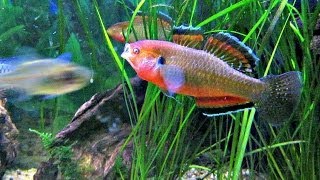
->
[10,0,315,178]
[0,1,85,133]
[29,128,81,179]
[4,0,117,134]
[96,0,318,179]
[0,2,25,56]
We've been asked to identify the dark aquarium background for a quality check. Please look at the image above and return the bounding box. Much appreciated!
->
[0,0,319,179]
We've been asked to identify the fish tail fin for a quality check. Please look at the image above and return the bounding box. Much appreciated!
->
[255,71,302,124]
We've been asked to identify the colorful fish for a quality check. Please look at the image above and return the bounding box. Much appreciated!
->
[0,54,91,99]
[121,32,303,124]
[107,14,172,43]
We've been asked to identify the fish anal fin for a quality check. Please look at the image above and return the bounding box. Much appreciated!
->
[203,33,259,77]
[195,96,251,108]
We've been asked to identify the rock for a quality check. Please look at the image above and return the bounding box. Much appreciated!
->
[311,14,320,55]
[36,76,146,179]
[2,168,37,180]
[0,99,19,177]
[33,159,58,180]
[181,168,268,180]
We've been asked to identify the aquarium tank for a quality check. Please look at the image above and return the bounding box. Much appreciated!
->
[0,0,319,179]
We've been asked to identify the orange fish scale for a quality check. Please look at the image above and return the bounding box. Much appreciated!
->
[195,96,250,108]
[178,84,251,107]
[178,84,230,97]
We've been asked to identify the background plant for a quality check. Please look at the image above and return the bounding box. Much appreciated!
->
[95,0,319,179]
[0,0,125,133]
[29,128,81,179]
[1,0,319,179]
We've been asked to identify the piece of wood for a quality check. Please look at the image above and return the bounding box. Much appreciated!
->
[35,76,146,179]
[0,99,19,177]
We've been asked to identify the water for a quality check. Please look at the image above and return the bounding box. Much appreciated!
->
[0,0,125,178]
[0,0,319,179]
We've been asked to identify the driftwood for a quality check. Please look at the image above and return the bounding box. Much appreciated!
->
[55,76,146,142]
[311,14,320,55]
[35,76,146,179]
[0,99,19,177]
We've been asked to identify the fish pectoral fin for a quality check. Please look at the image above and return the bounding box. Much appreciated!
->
[160,89,184,105]
[161,65,185,94]
[195,96,252,108]
[161,89,175,98]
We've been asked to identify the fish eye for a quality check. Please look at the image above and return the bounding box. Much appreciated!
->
[60,71,76,81]
[133,48,140,54]
[50,71,77,83]
[157,56,165,65]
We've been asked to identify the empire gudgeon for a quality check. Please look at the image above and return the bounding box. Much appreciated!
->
[121,32,303,124]
[0,54,91,99]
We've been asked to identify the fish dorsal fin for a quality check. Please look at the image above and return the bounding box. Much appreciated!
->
[172,25,204,49]
[56,52,72,63]
[135,11,173,27]
[156,12,173,25]
[136,11,172,22]
[203,32,258,77]
[130,12,172,41]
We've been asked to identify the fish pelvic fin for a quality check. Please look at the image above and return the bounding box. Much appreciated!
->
[203,32,259,77]
[255,71,303,125]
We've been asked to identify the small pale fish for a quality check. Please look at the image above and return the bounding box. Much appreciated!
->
[121,32,303,124]
[0,54,91,100]
[107,13,172,43]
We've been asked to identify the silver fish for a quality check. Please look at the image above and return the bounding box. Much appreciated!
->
[0,54,91,99]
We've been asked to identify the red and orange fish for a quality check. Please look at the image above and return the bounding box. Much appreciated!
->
[107,14,172,43]
[120,32,302,124]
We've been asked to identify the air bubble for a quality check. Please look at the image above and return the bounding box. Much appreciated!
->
[108,122,120,133]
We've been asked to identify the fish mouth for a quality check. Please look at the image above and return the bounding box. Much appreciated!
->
[121,43,138,70]
[121,43,131,59]
[120,51,129,60]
